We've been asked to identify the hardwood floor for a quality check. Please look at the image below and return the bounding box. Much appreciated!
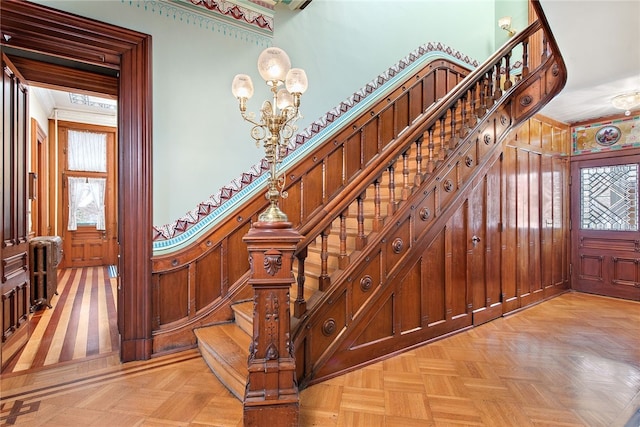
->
[2,267,119,373]
[1,277,639,426]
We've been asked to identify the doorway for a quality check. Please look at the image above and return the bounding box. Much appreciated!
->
[56,121,118,268]
[2,0,153,362]
[570,152,640,300]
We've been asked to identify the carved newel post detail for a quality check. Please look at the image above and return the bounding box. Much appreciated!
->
[242,221,302,427]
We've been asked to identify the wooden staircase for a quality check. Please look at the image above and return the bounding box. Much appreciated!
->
[158,0,567,405]
[195,153,413,400]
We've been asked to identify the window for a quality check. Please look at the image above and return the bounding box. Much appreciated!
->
[580,164,638,231]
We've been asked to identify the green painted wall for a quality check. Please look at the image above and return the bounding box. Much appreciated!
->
[31,0,512,227]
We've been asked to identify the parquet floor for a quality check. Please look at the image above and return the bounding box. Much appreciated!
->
[2,281,639,426]
[2,267,119,373]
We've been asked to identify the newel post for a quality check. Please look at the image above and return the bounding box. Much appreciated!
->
[242,221,301,427]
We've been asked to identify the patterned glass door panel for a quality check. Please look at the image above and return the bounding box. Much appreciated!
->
[571,155,640,301]
[580,164,638,231]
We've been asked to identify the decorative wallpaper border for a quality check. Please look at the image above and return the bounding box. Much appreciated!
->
[125,0,273,46]
[152,42,479,252]
[572,115,640,155]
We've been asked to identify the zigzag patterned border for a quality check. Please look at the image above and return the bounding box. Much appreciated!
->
[126,0,273,45]
[153,42,479,248]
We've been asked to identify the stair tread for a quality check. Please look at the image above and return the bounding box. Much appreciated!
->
[196,323,250,399]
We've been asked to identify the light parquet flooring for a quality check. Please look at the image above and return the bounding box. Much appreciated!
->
[1,291,639,426]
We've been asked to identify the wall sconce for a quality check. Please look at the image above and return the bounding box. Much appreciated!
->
[231,47,308,222]
[498,16,516,37]
[611,92,640,116]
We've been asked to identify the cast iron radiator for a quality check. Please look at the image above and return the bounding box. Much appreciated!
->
[29,236,63,311]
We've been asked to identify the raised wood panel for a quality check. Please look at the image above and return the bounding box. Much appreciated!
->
[302,165,323,220]
[394,91,410,134]
[528,152,542,297]
[579,255,604,281]
[485,159,502,307]
[351,294,394,348]
[349,251,382,318]
[195,248,222,312]
[345,132,361,180]
[612,257,638,286]
[309,289,347,365]
[362,119,379,166]
[424,230,446,325]
[156,267,189,326]
[384,215,411,275]
[398,261,421,333]
[413,186,437,241]
[226,222,251,287]
[325,148,343,199]
[502,146,518,312]
[448,203,468,319]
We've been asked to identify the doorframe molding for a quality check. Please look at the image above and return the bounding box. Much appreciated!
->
[1,0,153,361]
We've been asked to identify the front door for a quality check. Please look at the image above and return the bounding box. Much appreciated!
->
[571,152,640,300]
[58,121,117,268]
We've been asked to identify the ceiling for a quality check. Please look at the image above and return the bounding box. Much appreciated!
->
[31,0,640,127]
[538,0,640,123]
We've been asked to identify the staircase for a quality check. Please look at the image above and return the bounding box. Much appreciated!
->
[157,0,567,403]
[194,148,419,399]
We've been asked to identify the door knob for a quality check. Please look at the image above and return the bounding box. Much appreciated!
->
[472,235,481,245]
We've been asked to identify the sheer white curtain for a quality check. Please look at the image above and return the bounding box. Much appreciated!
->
[67,177,106,231]
[67,130,107,172]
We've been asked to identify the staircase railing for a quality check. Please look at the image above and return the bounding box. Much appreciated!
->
[151,55,473,352]
[288,0,566,385]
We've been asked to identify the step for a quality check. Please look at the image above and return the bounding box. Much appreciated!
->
[231,300,253,336]
[195,322,250,400]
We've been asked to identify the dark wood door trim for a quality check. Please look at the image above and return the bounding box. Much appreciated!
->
[1,0,153,361]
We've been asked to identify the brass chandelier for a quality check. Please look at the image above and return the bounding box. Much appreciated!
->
[231,47,308,223]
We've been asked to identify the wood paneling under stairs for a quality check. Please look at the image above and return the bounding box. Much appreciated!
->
[1,292,639,426]
[2,267,119,373]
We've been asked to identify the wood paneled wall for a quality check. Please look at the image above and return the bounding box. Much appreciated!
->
[296,114,571,385]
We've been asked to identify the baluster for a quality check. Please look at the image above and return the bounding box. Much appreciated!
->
[459,95,469,138]
[373,178,383,231]
[542,33,549,60]
[387,162,396,216]
[426,127,436,173]
[319,227,330,291]
[294,247,307,317]
[401,149,411,200]
[414,136,423,187]
[476,79,486,116]
[339,210,350,268]
[469,84,478,125]
[356,195,367,250]
[522,40,530,77]
[486,68,494,106]
[439,116,447,160]
[494,60,503,99]
[504,51,513,89]
[449,104,459,148]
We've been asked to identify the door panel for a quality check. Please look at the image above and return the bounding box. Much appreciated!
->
[1,54,31,370]
[571,154,640,301]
